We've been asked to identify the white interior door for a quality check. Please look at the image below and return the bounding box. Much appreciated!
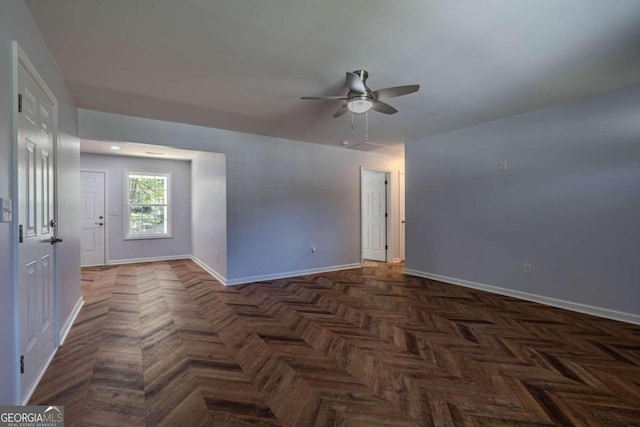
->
[81,171,106,266]
[362,170,387,262]
[400,172,406,261]
[18,57,57,402]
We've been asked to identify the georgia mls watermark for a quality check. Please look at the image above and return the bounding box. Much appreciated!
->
[0,406,63,427]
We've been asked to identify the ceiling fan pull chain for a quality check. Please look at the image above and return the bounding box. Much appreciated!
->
[351,111,355,130]
[365,111,369,142]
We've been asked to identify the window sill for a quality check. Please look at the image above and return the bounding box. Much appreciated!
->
[124,234,173,241]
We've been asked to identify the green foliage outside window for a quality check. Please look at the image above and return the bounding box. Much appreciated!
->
[127,172,170,237]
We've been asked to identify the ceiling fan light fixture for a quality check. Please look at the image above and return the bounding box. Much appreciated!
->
[347,96,373,114]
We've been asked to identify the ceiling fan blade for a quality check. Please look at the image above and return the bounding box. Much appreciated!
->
[372,100,398,115]
[333,104,349,118]
[372,84,419,100]
[346,71,366,93]
[301,95,348,100]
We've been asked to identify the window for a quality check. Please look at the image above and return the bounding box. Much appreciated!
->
[125,171,172,239]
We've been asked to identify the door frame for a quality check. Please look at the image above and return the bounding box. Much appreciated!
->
[80,169,109,266]
[399,171,406,262]
[360,167,391,264]
[12,42,60,404]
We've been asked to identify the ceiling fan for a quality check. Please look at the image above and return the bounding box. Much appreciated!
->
[301,70,419,117]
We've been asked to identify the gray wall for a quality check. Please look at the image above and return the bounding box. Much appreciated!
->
[80,153,192,262]
[191,152,227,278]
[0,1,80,403]
[406,83,640,317]
[78,109,405,282]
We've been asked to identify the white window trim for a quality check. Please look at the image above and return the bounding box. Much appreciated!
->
[123,170,173,240]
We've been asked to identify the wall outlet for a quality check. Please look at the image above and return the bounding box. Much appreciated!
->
[523,263,533,274]
[216,251,220,260]
[311,245,316,254]
[499,160,508,171]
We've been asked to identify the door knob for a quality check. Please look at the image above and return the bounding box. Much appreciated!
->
[50,237,63,245]
[95,222,104,226]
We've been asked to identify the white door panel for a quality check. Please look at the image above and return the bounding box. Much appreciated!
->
[80,171,106,266]
[18,58,57,402]
[25,139,37,238]
[362,170,387,261]
[40,150,52,236]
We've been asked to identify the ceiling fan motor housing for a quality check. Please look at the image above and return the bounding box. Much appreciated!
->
[348,70,375,112]
[352,69,369,84]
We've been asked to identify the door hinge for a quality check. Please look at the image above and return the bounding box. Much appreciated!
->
[19,224,23,243]
[385,245,388,250]
[385,212,388,218]
[385,180,388,185]
[20,355,24,374]
[18,93,22,113]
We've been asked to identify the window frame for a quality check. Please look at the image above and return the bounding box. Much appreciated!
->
[123,170,173,240]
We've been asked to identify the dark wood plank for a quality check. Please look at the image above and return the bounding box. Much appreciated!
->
[30,260,640,426]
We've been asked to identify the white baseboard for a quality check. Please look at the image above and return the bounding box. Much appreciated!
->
[59,296,84,345]
[225,263,362,286]
[391,257,402,263]
[190,258,362,287]
[108,254,191,265]
[190,256,227,285]
[404,268,640,326]
[21,346,59,405]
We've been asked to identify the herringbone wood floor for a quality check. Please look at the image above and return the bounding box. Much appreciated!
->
[31,260,640,426]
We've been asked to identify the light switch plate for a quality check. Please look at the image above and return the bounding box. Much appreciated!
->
[109,209,118,216]
[0,197,12,222]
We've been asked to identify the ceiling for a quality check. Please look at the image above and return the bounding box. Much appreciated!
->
[27,0,640,156]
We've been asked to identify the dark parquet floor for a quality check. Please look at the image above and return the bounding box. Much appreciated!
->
[30,260,640,426]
